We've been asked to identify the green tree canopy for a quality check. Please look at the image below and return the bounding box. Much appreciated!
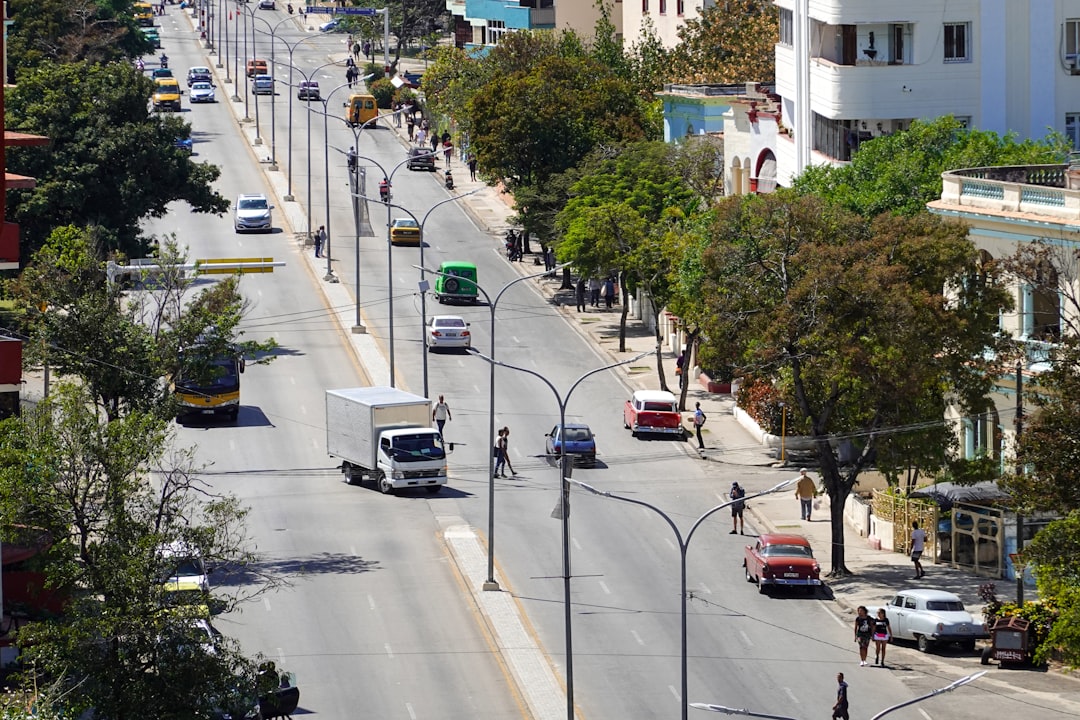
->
[794,116,1070,217]
[668,0,778,84]
[700,191,1013,573]
[6,60,229,259]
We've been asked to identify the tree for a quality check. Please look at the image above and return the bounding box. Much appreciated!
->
[668,0,778,84]
[794,116,1070,218]
[699,192,1013,574]
[8,229,277,420]
[6,0,152,75]
[349,0,448,70]
[5,60,229,259]
[0,384,275,719]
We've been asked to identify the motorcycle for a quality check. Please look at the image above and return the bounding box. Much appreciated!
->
[159,54,169,68]
[287,3,293,12]
[504,230,522,262]
[379,180,391,203]
[444,170,454,191]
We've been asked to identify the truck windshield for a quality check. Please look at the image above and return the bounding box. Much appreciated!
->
[390,433,446,461]
[176,358,239,394]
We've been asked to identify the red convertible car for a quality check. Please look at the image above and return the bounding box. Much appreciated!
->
[743,533,822,594]
[623,390,682,438]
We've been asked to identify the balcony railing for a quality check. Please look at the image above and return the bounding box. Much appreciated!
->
[939,165,1080,220]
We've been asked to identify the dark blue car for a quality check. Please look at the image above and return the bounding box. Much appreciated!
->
[174,137,193,154]
[545,424,597,466]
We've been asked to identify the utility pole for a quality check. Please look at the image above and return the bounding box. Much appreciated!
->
[1014,358,1025,604]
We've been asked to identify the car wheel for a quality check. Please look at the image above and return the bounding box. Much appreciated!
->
[916,635,933,653]
[960,639,976,653]
[757,579,768,594]
[375,472,393,495]
[744,563,754,583]
[981,647,992,665]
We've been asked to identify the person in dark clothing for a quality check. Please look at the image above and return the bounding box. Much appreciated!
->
[589,278,601,307]
[832,673,849,720]
[468,153,478,181]
[603,277,615,309]
[407,116,415,141]
[430,133,439,153]
[872,608,891,666]
[575,278,586,312]
[729,482,745,534]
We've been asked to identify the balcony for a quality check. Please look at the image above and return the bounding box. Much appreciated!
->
[938,165,1080,222]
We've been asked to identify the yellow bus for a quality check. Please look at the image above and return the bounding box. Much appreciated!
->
[344,94,378,127]
[134,2,154,26]
[173,348,245,423]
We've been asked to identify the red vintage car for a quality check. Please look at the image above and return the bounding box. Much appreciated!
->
[623,390,683,438]
[743,533,822,594]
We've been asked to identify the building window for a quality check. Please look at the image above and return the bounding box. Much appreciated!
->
[677,0,684,14]
[660,0,666,12]
[487,19,507,45]
[944,22,971,62]
[1068,20,1080,63]
[1067,113,1080,148]
[778,8,793,46]
[954,115,972,129]
[642,0,648,12]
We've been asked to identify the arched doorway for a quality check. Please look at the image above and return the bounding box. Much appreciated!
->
[754,150,777,193]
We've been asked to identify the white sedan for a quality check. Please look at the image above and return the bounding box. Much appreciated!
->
[426,315,471,350]
[189,81,215,103]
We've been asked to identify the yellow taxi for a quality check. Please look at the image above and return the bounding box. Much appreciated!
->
[153,78,182,112]
[389,218,421,246]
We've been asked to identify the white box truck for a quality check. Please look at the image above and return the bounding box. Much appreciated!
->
[326,387,449,494]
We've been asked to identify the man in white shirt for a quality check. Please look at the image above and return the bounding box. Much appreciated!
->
[432,395,451,435]
[910,521,926,579]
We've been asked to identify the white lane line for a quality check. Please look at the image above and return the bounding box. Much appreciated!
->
[818,599,848,628]
[918,710,932,720]
[350,545,357,556]
[311,438,319,450]
[405,703,417,720]
[631,630,645,646]
[664,538,676,551]
[290,376,296,385]
[699,582,712,595]
[457,358,465,367]
[739,630,753,647]
[264,598,272,612]
[598,580,611,595]
[277,647,285,665]
[300,404,307,415]
[368,594,376,611]
[512,336,520,344]
[669,686,681,701]
[384,643,394,659]
[572,537,581,551]
[473,384,480,393]
[229,439,236,452]
[784,687,799,705]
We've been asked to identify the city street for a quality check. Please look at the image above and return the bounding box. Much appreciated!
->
[138,6,1080,719]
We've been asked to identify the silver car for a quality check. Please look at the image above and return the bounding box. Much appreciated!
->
[189,81,215,103]
[234,193,273,233]
[883,588,988,653]
[426,315,471,350]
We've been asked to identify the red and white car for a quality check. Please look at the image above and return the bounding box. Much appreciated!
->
[623,390,682,438]
[743,533,822,594]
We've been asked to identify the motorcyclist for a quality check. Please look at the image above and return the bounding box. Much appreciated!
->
[135,58,145,71]
[379,179,390,202]
[159,53,169,68]
[287,3,293,12]
[444,170,454,190]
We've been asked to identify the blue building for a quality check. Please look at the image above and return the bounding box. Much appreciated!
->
[446,0,555,49]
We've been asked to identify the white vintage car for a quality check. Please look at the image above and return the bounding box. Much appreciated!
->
[883,588,988,653]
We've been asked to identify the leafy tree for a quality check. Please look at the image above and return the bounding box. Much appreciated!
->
[664,210,713,410]
[699,192,1013,574]
[794,116,1070,218]
[0,384,275,719]
[5,60,229,259]
[7,229,277,420]
[348,0,448,70]
[668,0,778,84]
[7,0,152,74]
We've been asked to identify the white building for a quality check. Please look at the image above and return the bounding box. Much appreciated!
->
[775,0,1080,186]
[623,0,715,48]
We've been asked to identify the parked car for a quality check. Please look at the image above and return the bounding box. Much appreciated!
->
[623,390,682,438]
[389,218,421,246]
[251,74,274,95]
[234,193,273,233]
[743,534,822,594]
[545,424,597,466]
[425,315,471,350]
[189,81,216,103]
[297,80,320,101]
[186,65,212,86]
[407,146,436,171]
[319,18,339,32]
[433,261,478,304]
[884,589,988,653]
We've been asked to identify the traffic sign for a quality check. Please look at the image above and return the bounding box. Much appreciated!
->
[196,257,277,274]
[305,6,376,15]
[305,6,332,13]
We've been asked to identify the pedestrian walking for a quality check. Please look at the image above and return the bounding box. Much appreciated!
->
[432,395,452,436]
[693,402,706,450]
[603,277,615,309]
[575,277,586,312]
[415,127,427,148]
[729,481,745,534]
[795,468,817,521]
[363,41,371,60]
[313,225,326,258]
[345,56,355,69]
[407,116,416,141]
[854,606,873,666]
[872,608,891,666]
[502,426,516,476]
[352,41,361,61]
[393,101,402,127]
[493,428,508,478]
[347,146,357,175]
[545,247,556,273]
[442,139,453,168]
[831,673,849,720]
[910,521,926,579]
[468,153,477,181]
[430,133,439,153]
[588,277,601,307]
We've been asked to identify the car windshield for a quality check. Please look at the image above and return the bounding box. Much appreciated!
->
[435,318,465,328]
[176,358,239,393]
[395,220,418,228]
[389,433,447,461]
[171,559,204,577]
[238,198,267,210]
[446,268,475,280]
[762,544,812,557]
[643,402,674,411]
[561,428,591,441]
[925,600,965,611]
[193,83,211,90]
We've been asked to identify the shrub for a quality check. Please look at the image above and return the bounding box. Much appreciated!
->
[368,78,394,109]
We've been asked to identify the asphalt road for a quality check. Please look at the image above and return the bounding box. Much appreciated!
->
[139,8,1080,719]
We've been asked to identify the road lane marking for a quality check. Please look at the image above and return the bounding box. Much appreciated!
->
[350,545,357,556]
[669,686,680,701]
[631,630,645,646]
[818,599,848,628]
[784,687,799,704]
[739,630,753,647]
[512,336,520,344]
[405,703,417,720]
[572,537,581,551]
[264,598,272,612]
[473,384,480,393]
[664,538,676,551]
[699,582,712,594]
[918,711,932,720]
[300,404,307,415]
[368,593,376,611]
[290,376,296,385]
[385,643,394,659]
[311,438,318,449]
[229,439,236,452]
[277,647,285,665]
[598,580,611,595]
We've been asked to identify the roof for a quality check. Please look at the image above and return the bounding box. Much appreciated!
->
[328,386,429,407]
[892,588,963,602]
[633,390,676,403]
[758,533,811,546]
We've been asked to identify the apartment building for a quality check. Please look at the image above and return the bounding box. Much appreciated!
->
[623,0,714,48]
[776,0,1080,186]
[445,0,620,48]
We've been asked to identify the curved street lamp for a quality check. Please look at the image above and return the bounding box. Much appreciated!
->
[573,478,797,720]
[304,80,355,281]
[468,348,653,720]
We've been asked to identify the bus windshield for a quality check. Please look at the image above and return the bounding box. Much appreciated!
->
[175,357,240,394]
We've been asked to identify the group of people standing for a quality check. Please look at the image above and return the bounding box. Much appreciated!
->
[573,276,618,312]
[853,605,892,668]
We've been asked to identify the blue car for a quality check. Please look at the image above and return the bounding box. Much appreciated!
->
[174,137,193,154]
[545,424,597,466]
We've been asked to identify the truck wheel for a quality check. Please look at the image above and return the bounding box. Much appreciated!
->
[981,647,992,665]
[375,472,393,494]
[425,485,441,495]
[917,635,934,653]
[343,462,357,486]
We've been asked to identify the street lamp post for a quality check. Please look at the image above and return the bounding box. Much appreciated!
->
[572,478,797,720]
[308,81,356,282]
[238,1,250,119]
[468,349,653,720]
